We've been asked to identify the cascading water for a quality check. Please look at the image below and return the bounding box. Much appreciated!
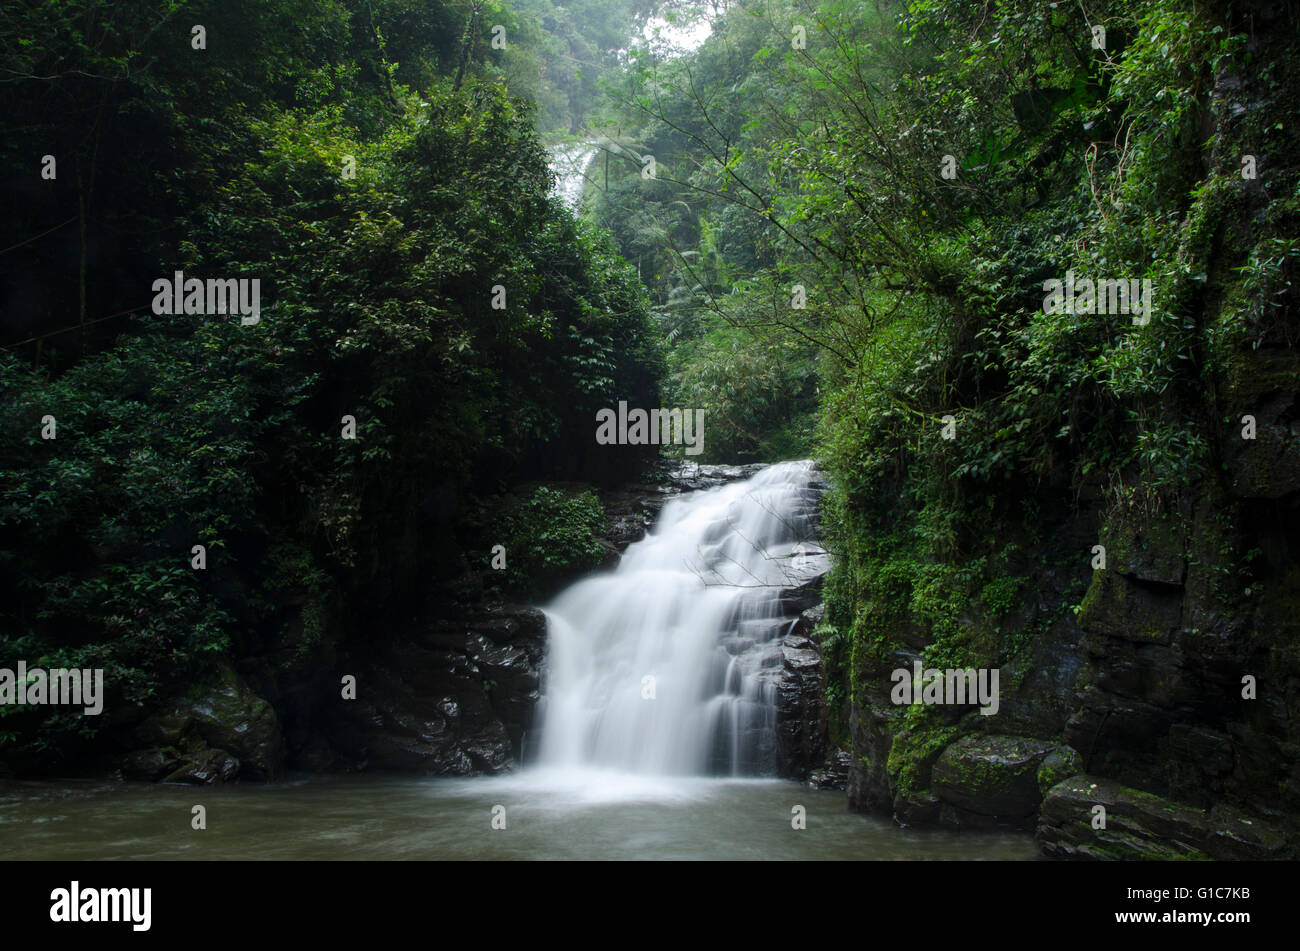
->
[548,143,598,211]
[533,461,828,777]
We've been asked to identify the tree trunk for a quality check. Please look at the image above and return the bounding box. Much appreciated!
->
[453,2,484,92]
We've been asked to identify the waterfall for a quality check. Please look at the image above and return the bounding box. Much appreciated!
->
[548,143,598,211]
[533,461,827,777]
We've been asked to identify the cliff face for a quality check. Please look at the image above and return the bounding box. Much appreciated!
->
[831,1,1300,857]
[841,425,1300,858]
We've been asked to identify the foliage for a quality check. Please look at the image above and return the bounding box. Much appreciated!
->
[0,0,661,764]
[489,487,608,597]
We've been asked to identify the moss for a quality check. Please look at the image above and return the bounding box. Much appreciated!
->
[847,602,893,694]
[887,724,964,798]
[1075,573,1104,627]
[1036,746,1081,796]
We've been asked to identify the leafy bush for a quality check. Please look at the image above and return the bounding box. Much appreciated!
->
[491,487,608,597]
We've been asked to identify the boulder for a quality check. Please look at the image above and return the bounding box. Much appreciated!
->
[667,462,767,492]
[183,668,283,780]
[931,734,1059,824]
[133,665,283,782]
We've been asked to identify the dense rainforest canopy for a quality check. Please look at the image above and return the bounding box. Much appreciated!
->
[0,0,666,759]
[2,0,1297,848]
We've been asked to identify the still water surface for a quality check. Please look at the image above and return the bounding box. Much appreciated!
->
[0,769,1037,860]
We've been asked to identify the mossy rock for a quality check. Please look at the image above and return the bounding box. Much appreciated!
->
[1077,570,1180,643]
[1036,745,1082,796]
[134,665,283,781]
[1036,774,1290,860]
[1099,508,1187,587]
[885,723,963,799]
[931,734,1056,818]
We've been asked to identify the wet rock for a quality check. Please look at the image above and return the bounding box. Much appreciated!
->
[184,669,283,781]
[931,734,1058,825]
[790,603,826,640]
[895,790,942,826]
[330,598,548,775]
[134,665,283,782]
[340,646,503,774]
[461,603,546,645]
[1036,774,1290,860]
[464,722,512,773]
[163,747,239,785]
[1037,745,1082,796]
[807,749,854,790]
[598,486,660,552]
[779,574,826,615]
[774,607,828,779]
[667,462,767,492]
[846,694,902,814]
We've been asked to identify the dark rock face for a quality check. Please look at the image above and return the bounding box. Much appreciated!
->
[844,485,1300,853]
[319,603,547,775]
[124,664,283,783]
[774,606,829,778]
[841,359,1300,854]
[808,749,854,790]
[846,688,902,815]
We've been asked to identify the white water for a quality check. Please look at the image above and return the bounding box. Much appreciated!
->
[548,143,598,210]
[547,4,717,212]
[534,461,828,777]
